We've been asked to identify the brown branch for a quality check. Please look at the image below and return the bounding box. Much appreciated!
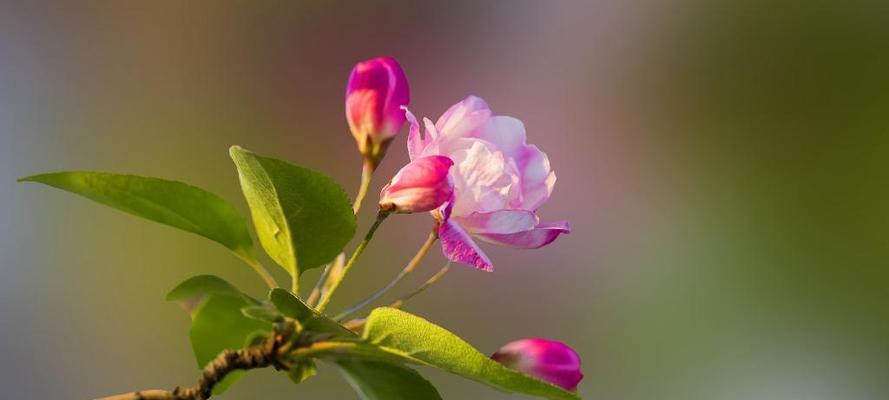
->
[96,330,292,400]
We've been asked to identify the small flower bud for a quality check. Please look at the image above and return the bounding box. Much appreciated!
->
[380,156,454,214]
[491,338,583,391]
[345,56,410,168]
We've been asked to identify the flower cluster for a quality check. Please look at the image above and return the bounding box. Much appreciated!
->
[348,56,580,390]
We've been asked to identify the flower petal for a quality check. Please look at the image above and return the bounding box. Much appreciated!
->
[476,116,527,159]
[492,338,583,391]
[448,139,519,216]
[474,221,569,249]
[345,57,409,143]
[423,117,438,141]
[438,219,493,271]
[346,89,380,144]
[404,106,426,160]
[512,144,556,210]
[380,156,454,213]
[435,95,492,140]
[377,58,410,128]
[404,106,442,161]
[457,210,539,235]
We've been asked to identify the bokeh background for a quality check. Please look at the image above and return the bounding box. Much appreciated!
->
[2,1,888,399]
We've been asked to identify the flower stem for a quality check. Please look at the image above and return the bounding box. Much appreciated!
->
[315,210,390,312]
[306,263,331,306]
[308,160,375,304]
[239,255,278,289]
[306,253,345,307]
[334,231,439,321]
[352,159,375,214]
[390,261,452,309]
[341,262,452,334]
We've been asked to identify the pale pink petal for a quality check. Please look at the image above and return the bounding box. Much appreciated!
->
[439,219,493,271]
[476,116,527,159]
[448,139,518,216]
[474,221,569,249]
[416,117,441,157]
[423,117,439,141]
[404,106,426,160]
[435,96,492,140]
[457,210,539,235]
[512,144,556,210]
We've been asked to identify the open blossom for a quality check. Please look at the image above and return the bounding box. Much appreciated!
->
[345,56,410,166]
[492,338,583,391]
[380,156,454,214]
[404,96,569,271]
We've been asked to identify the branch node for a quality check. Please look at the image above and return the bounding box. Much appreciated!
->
[95,324,298,400]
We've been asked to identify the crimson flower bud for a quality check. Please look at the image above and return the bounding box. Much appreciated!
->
[379,156,454,214]
[491,338,583,391]
[345,56,410,168]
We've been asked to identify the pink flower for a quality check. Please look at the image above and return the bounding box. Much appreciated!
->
[345,56,410,166]
[492,338,583,391]
[404,96,569,271]
[380,156,454,214]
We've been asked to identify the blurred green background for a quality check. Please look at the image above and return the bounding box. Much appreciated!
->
[2,1,888,399]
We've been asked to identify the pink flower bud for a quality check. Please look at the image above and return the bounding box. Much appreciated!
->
[380,156,454,214]
[345,56,410,165]
[491,338,583,391]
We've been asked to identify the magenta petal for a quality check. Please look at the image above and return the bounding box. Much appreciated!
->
[378,59,410,126]
[474,221,569,249]
[380,156,454,213]
[345,57,409,124]
[438,219,493,271]
[345,57,409,143]
[491,338,583,391]
[458,210,539,235]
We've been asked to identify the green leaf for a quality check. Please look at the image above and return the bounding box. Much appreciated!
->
[288,359,318,384]
[268,288,355,339]
[167,275,242,300]
[241,305,284,323]
[19,171,255,261]
[335,360,442,400]
[268,287,315,321]
[189,294,271,394]
[361,308,581,400]
[166,274,247,316]
[167,276,270,395]
[229,146,356,277]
